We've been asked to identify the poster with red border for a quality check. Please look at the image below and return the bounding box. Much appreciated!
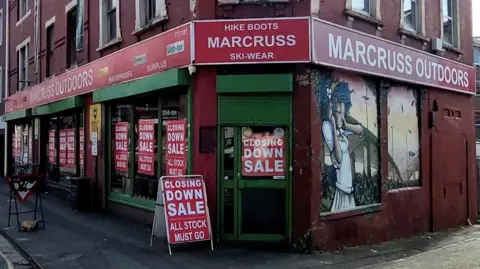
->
[59,130,67,166]
[66,129,76,167]
[138,119,155,175]
[115,122,129,172]
[241,128,286,177]
[48,130,56,164]
[165,120,187,176]
[79,128,84,167]
[161,176,212,246]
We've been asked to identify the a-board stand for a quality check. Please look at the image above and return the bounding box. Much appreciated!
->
[150,175,214,256]
[7,176,45,232]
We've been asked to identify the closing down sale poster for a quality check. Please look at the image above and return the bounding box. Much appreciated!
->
[242,128,286,177]
[162,176,211,244]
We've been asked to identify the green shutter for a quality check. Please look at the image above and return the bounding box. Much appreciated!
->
[218,94,291,125]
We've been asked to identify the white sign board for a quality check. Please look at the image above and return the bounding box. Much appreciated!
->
[91,131,98,156]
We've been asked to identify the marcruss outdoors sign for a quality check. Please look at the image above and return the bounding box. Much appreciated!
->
[311,18,476,95]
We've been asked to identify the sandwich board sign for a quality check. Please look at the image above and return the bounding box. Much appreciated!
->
[150,175,214,255]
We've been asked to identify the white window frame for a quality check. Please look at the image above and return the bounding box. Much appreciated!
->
[440,0,459,47]
[16,0,31,26]
[0,9,3,46]
[99,0,121,48]
[134,0,167,30]
[400,0,425,34]
[16,37,30,91]
[346,0,381,20]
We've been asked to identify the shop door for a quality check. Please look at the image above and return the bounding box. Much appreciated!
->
[219,126,290,242]
[430,91,468,231]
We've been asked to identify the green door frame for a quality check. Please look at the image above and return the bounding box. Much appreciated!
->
[218,125,292,243]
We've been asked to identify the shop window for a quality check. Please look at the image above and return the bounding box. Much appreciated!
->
[11,123,33,174]
[46,112,84,185]
[111,104,131,194]
[109,94,188,202]
[387,87,421,189]
[314,71,380,214]
[133,99,159,200]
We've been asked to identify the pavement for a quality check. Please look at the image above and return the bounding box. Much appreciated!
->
[1,181,480,269]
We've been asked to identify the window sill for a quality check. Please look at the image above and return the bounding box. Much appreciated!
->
[443,42,463,56]
[320,203,384,221]
[344,9,385,29]
[398,28,430,43]
[96,37,123,53]
[16,9,32,27]
[108,191,155,212]
[132,15,169,36]
[388,186,422,194]
[218,0,289,4]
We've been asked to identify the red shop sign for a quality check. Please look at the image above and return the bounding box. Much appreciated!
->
[311,18,476,95]
[6,24,193,113]
[48,130,56,164]
[161,176,212,245]
[138,119,155,176]
[115,122,129,172]
[66,129,76,167]
[59,130,67,166]
[242,130,286,177]
[194,18,310,64]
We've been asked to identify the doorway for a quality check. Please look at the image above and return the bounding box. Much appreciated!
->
[218,126,291,242]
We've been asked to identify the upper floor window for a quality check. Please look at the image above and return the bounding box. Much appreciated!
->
[135,0,167,31]
[99,0,120,48]
[67,7,77,68]
[46,25,54,77]
[442,0,457,46]
[18,0,29,20]
[346,0,381,21]
[476,81,480,95]
[474,46,480,66]
[18,43,29,91]
[352,0,372,14]
[403,0,418,31]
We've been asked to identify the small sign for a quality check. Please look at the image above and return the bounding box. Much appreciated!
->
[89,104,102,140]
[6,176,38,203]
[153,175,213,255]
[241,128,286,177]
[114,122,129,172]
[66,129,76,167]
[48,130,56,164]
[59,130,67,166]
[79,128,84,167]
[138,119,155,175]
[91,131,98,156]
